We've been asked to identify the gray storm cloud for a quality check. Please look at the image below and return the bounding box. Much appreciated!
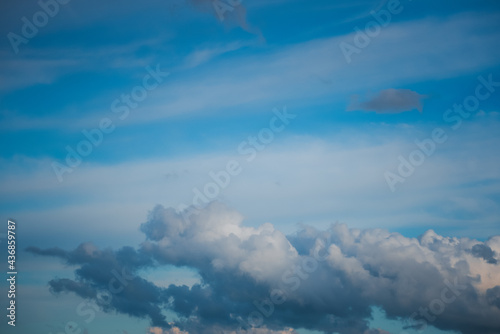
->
[28,202,500,334]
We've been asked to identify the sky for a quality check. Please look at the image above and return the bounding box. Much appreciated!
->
[0,0,500,333]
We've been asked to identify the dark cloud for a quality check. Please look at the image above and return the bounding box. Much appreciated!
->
[470,243,498,264]
[27,243,168,327]
[28,202,500,334]
[487,286,500,309]
[348,88,426,114]
[25,246,68,258]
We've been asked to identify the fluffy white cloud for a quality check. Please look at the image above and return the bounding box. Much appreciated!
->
[141,202,298,283]
[137,202,500,333]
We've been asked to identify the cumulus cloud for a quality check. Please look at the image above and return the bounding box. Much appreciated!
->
[28,202,500,334]
[348,88,426,114]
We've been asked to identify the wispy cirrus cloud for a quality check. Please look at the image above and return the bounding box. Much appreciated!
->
[182,41,252,69]
[2,13,499,132]
[3,116,500,245]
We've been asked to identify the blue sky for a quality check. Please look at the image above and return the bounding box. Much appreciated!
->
[1,0,500,333]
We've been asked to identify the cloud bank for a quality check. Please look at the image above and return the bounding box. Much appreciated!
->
[27,202,500,333]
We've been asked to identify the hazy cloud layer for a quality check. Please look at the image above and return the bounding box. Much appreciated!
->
[28,202,500,333]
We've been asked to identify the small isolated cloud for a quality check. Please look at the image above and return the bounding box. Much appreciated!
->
[348,88,426,114]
